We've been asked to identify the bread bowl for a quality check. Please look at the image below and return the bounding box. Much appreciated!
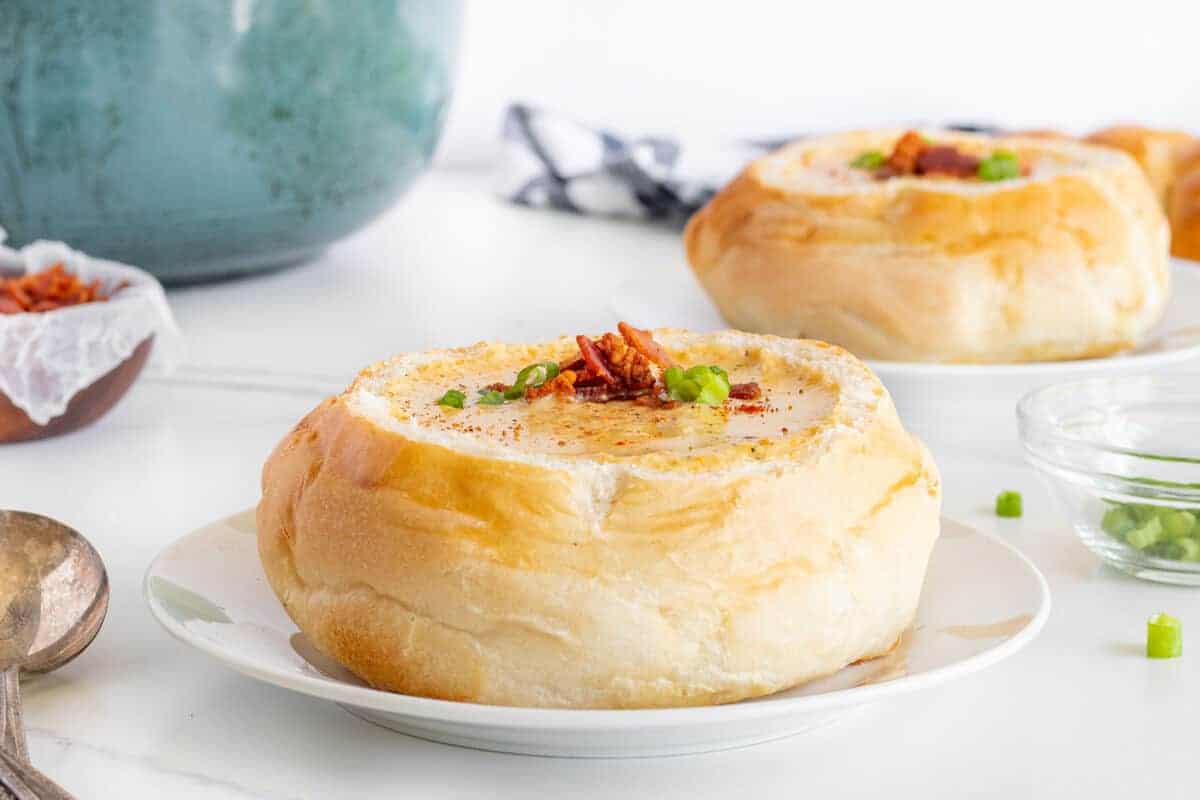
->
[257,325,941,709]
[1084,125,1197,210]
[1167,140,1200,262]
[684,129,1170,363]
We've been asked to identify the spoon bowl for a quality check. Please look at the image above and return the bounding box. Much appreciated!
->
[0,510,109,799]
[0,512,110,674]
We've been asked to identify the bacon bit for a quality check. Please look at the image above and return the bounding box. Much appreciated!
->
[575,384,652,402]
[915,146,980,178]
[575,335,616,385]
[527,370,577,400]
[874,130,1004,181]
[886,131,925,174]
[559,357,586,372]
[735,403,767,414]
[484,381,510,392]
[634,393,678,409]
[729,382,761,400]
[595,332,656,391]
[617,322,675,368]
[0,263,124,314]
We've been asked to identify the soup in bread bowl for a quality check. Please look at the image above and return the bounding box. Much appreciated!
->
[685,130,1170,363]
[257,325,940,708]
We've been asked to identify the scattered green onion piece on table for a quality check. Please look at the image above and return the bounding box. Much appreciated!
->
[436,389,466,409]
[978,150,1021,182]
[477,390,506,406]
[1146,613,1182,659]
[849,150,886,169]
[995,490,1023,518]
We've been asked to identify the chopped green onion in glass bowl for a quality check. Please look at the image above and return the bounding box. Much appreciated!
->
[1018,375,1200,586]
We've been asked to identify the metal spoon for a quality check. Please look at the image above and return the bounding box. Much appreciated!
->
[0,511,109,800]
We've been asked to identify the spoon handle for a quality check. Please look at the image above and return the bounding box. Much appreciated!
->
[0,669,26,764]
[0,745,75,800]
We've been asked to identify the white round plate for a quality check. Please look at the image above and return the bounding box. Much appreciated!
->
[146,511,1049,758]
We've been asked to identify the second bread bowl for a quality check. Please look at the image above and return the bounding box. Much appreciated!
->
[685,130,1170,363]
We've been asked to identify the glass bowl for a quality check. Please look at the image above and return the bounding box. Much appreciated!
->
[1018,374,1200,585]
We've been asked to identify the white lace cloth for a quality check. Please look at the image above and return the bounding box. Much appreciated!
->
[0,230,179,425]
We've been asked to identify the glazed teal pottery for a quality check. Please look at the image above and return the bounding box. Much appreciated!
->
[0,1,461,283]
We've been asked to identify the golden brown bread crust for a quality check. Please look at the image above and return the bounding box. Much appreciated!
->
[257,332,941,708]
[1168,140,1200,262]
[684,130,1170,363]
[1084,125,1197,209]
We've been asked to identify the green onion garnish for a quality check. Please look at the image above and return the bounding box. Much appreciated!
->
[995,490,1023,518]
[978,150,1021,182]
[1147,613,1182,659]
[664,365,731,405]
[476,389,506,405]
[436,389,466,409]
[850,150,886,170]
[513,361,560,392]
[472,362,564,405]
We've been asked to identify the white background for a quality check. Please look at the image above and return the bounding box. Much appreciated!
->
[438,0,1200,165]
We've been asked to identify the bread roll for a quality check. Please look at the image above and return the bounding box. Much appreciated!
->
[257,329,941,709]
[685,129,1170,363]
[1085,125,1197,209]
[1168,140,1200,262]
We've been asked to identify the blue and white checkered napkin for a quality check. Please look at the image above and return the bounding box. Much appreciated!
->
[495,104,999,224]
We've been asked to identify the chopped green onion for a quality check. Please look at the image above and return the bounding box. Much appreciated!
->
[436,389,466,409]
[1161,510,1196,540]
[1125,516,1163,550]
[666,365,731,405]
[668,379,701,402]
[849,150,886,170]
[496,361,563,401]
[476,389,506,405]
[995,490,1023,518]
[1147,613,1182,659]
[1102,506,1136,537]
[1177,538,1200,562]
[1101,500,1200,561]
[978,150,1021,182]
[515,361,560,390]
[690,366,731,406]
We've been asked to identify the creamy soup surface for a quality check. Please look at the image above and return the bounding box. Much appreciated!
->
[376,344,839,462]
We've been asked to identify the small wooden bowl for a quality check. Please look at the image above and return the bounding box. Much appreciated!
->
[0,337,153,444]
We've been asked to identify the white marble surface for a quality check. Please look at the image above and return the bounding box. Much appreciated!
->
[3,168,1198,799]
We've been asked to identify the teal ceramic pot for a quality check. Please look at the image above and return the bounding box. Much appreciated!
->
[0,1,461,283]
